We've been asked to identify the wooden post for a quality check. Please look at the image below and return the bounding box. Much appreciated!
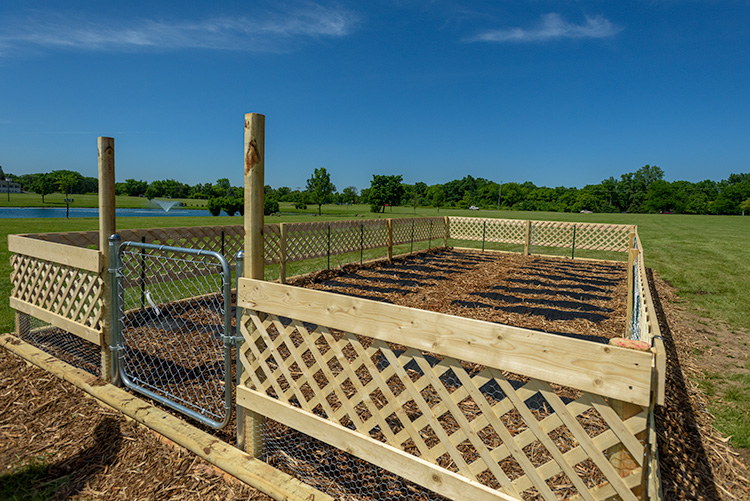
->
[243,112,266,458]
[98,137,116,382]
[444,216,449,248]
[608,338,650,499]
[279,223,287,284]
[387,219,393,261]
[523,220,532,255]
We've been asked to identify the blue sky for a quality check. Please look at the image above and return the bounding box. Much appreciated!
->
[1,1,748,192]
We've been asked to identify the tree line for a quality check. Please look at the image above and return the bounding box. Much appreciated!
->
[6,165,750,215]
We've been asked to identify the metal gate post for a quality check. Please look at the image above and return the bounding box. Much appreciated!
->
[108,234,122,385]
[235,250,246,449]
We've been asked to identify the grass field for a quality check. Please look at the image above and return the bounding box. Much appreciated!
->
[2,203,748,449]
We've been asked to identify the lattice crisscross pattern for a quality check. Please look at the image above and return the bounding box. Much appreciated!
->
[391,217,445,245]
[572,224,631,252]
[10,253,103,331]
[529,221,576,248]
[285,222,333,262]
[239,309,647,500]
[450,217,525,245]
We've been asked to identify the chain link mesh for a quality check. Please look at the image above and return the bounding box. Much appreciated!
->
[17,315,101,377]
[117,244,229,424]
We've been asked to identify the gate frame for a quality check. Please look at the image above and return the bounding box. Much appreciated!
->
[109,234,238,429]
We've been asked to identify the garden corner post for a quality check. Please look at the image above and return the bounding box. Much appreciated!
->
[98,137,116,382]
[242,113,265,457]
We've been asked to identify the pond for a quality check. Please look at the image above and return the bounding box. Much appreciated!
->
[0,207,221,218]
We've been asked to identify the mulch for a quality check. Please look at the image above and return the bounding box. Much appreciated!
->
[0,346,269,501]
[1,247,748,499]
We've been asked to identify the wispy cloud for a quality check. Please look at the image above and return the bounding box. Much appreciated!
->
[0,4,358,57]
[466,13,622,43]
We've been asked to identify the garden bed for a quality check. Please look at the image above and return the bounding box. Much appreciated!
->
[292,248,628,344]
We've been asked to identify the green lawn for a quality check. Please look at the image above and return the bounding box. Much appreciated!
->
[2,204,749,449]
[2,204,748,332]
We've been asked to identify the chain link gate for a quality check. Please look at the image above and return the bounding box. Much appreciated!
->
[109,235,238,429]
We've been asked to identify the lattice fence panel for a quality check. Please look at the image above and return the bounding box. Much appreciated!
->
[119,225,246,264]
[484,219,526,244]
[391,217,445,246]
[25,231,100,249]
[529,221,576,248]
[264,224,281,265]
[10,253,103,331]
[573,224,631,252]
[239,310,647,500]
[285,222,333,262]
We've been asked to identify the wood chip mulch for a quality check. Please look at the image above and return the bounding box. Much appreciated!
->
[0,347,269,501]
[292,248,628,343]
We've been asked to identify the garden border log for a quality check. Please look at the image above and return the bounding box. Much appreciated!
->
[0,332,332,501]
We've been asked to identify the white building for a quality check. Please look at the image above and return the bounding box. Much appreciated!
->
[0,180,22,193]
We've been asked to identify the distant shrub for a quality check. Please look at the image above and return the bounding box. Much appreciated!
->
[265,198,279,215]
[207,197,224,216]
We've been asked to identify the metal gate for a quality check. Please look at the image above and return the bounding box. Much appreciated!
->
[109,235,236,429]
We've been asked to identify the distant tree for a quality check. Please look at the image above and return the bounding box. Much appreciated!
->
[306,167,336,215]
[222,197,243,216]
[341,186,359,204]
[0,165,5,180]
[740,198,750,215]
[54,170,81,198]
[368,174,404,213]
[428,185,446,212]
[118,178,148,197]
[31,173,57,202]
[264,197,280,215]
[207,197,224,216]
[214,178,232,198]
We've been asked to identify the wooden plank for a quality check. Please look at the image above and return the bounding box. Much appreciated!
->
[237,386,518,501]
[0,334,331,501]
[9,297,101,345]
[532,380,638,501]
[238,279,653,405]
[8,235,101,273]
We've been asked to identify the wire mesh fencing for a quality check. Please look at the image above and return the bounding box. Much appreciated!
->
[113,239,234,429]
[16,315,101,377]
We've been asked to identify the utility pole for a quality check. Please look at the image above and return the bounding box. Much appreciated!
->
[497,181,502,211]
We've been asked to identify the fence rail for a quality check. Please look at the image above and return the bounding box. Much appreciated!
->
[8,215,665,499]
[237,279,653,500]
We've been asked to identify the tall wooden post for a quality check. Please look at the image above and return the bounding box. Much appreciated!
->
[608,338,650,499]
[243,113,265,457]
[98,137,116,382]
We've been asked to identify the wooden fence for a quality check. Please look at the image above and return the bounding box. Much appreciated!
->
[8,216,664,499]
[236,279,654,500]
[449,217,633,255]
